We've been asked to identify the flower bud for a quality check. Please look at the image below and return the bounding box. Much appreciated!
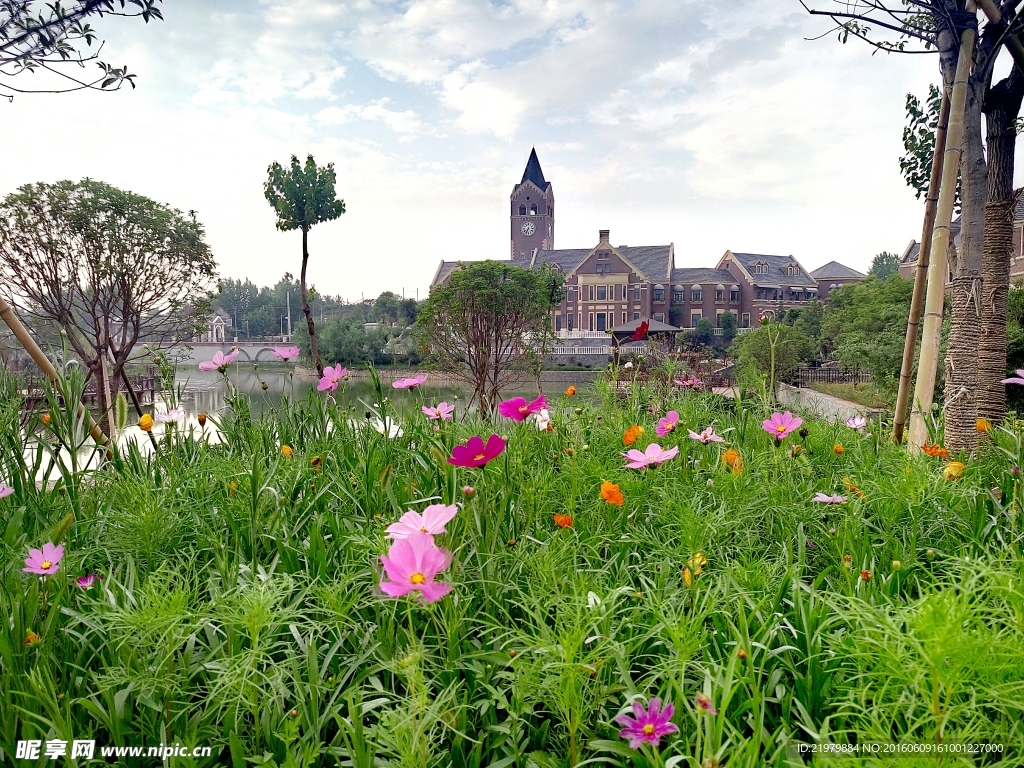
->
[197,412,207,427]
[462,485,476,497]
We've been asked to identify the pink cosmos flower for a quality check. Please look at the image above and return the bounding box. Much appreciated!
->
[448,434,506,468]
[379,532,452,603]
[656,411,680,437]
[688,426,725,444]
[674,375,702,389]
[1001,369,1024,385]
[497,394,547,421]
[198,349,239,372]
[846,415,867,430]
[155,408,185,424]
[272,345,300,361]
[76,573,102,589]
[23,542,64,576]
[623,443,679,469]
[813,493,847,504]
[386,504,459,539]
[0,483,13,499]
[615,698,679,749]
[762,411,802,440]
[694,692,718,716]
[422,402,455,420]
[392,373,428,389]
[318,364,348,392]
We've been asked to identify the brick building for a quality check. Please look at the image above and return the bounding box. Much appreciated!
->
[431,150,867,336]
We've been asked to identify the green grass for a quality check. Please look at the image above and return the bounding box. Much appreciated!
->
[804,382,893,410]
[0,366,1022,767]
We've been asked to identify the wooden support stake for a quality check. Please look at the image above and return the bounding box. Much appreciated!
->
[909,4,977,450]
[894,88,951,443]
[0,295,110,446]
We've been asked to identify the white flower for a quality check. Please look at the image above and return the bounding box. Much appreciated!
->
[533,408,551,431]
[624,362,634,369]
[155,407,185,424]
[371,416,403,438]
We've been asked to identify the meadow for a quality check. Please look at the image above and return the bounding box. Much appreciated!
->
[1,364,1023,767]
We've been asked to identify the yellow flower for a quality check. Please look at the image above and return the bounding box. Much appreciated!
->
[281,445,293,458]
[976,418,992,433]
[943,461,965,481]
[684,552,707,586]
[24,630,41,646]
[138,413,153,432]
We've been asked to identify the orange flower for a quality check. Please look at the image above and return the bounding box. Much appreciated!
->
[833,444,844,455]
[24,630,41,646]
[842,476,865,498]
[281,445,293,458]
[860,570,871,582]
[976,418,992,432]
[138,413,154,432]
[197,412,208,427]
[943,461,966,481]
[922,443,949,459]
[623,425,645,446]
[600,481,624,506]
[229,481,238,497]
[310,456,321,471]
[566,385,577,397]
[40,413,51,426]
[722,448,743,474]
[553,513,573,528]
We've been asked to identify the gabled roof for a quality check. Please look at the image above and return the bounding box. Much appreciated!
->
[533,249,591,271]
[901,239,920,264]
[670,267,737,285]
[727,252,817,286]
[530,244,672,281]
[810,261,866,280]
[520,148,549,189]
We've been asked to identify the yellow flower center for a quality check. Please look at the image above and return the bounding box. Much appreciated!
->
[420,526,428,533]
[776,424,787,433]
[410,573,426,585]
[518,405,528,413]
[474,453,486,461]
[41,560,52,570]
[643,724,655,735]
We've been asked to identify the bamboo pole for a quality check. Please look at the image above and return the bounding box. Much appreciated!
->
[0,295,110,446]
[908,6,977,450]
[894,88,951,443]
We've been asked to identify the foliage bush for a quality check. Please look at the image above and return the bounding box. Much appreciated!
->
[1,363,1023,765]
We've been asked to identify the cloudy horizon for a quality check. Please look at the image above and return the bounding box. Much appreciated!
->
[0,1,960,301]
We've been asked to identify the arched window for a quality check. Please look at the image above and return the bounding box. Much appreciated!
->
[530,204,538,215]
[519,205,526,215]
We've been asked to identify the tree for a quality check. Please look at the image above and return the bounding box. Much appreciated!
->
[264,155,345,376]
[694,317,715,346]
[901,84,962,212]
[732,323,814,392]
[719,310,738,344]
[869,251,900,279]
[0,179,216,420]
[417,261,563,415]
[0,0,163,100]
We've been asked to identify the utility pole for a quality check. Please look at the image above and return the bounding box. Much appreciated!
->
[286,291,292,339]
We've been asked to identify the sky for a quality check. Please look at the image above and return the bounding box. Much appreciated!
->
[0,0,955,301]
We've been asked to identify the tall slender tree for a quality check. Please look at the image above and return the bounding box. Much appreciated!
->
[264,155,345,377]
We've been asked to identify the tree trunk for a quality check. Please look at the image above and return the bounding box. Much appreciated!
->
[943,74,987,454]
[977,67,1024,424]
[299,224,324,377]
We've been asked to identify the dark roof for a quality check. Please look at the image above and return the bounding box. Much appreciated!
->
[810,261,866,280]
[619,245,672,280]
[901,240,920,264]
[520,148,549,189]
[670,267,737,284]
[432,260,469,284]
[729,252,817,286]
[533,248,591,271]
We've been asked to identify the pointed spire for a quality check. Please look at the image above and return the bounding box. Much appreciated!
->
[520,147,548,188]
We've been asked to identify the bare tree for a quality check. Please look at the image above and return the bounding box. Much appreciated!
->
[417,261,563,415]
[0,0,162,100]
[0,179,216,420]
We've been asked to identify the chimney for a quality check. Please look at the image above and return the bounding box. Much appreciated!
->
[599,229,610,243]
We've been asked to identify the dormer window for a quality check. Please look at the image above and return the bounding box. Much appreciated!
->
[754,261,770,275]
[786,264,800,277]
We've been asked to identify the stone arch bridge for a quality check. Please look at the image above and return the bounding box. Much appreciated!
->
[170,341,295,366]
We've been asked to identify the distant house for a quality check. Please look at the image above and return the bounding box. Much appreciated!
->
[430,150,867,336]
[810,261,868,296]
[198,308,232,343]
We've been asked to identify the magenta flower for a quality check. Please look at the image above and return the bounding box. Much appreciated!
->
[674,375,702,389]
[386,504,459,539]
[623,443,679,469]
[0,483,13,499]
[762,411,802,440]
[497,394,547,422]
[318,364,348,392]
[615,698,679,749]
[656,410,680,437]
[23,543,64,576]
[448,434,507,468]
[694,692,718,716]
[379,532,452,603]
[198,349,239,372]
[688,426,725,444]
[76,573,102,589]
[272,345,300,361]
[846,415,867,430]
[392,373,428,389]
[422,402,455,421]
[813,492,847,504]
[1001,369,1024,385]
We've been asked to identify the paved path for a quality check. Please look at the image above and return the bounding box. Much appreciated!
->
[776,383,883,423]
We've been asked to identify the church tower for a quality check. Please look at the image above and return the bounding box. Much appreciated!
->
[510,148,554,260]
